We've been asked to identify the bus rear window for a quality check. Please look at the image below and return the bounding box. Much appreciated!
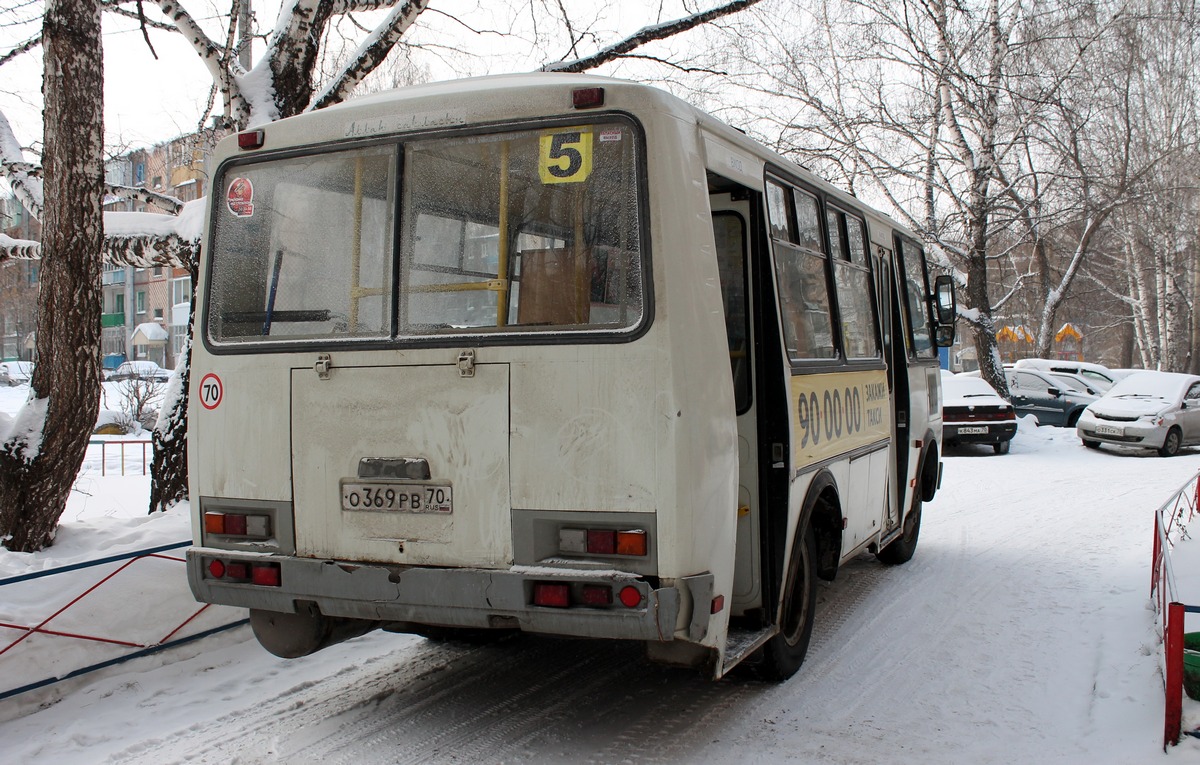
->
[205,121,645,347]
[400,124,643,334]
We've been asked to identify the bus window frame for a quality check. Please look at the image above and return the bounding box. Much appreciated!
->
[824,203,882,362]
[763,169,885,374]
[200,113,655,356]
[893,234,938,361]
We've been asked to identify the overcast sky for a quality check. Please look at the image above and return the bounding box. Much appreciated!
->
[0,1,707,163]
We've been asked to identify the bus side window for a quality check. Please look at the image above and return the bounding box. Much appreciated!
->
[765,181,838,363]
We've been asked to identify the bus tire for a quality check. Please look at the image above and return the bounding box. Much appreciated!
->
[877,493,922,566]
[758,523,818,681]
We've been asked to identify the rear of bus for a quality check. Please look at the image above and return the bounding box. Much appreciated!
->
[185,75,738,665]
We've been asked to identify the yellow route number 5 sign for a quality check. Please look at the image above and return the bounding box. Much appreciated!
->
[539,129,593,184]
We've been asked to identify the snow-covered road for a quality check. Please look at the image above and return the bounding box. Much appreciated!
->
[4,423,1200,763]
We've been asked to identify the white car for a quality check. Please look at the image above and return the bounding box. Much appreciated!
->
[0,360,33,386]
[1012,358,1119,391]
[110,360,170,382]
[1076,371,1200,457]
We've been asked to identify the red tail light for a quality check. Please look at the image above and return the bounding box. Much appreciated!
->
[204,511,272,538]
[238,129,265,149]
[581,584,612,606]
[533,582,571,608]
[618,586,642,608]
[251,563,281,587]
[572,87,604,108]
[586,529,616,555]
[559,526,650,557]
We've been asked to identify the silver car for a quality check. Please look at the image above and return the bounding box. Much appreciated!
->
[1076,371,1200,457]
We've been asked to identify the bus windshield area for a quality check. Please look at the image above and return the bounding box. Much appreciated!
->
[205,121,645,346]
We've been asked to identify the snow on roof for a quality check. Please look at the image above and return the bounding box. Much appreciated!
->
[131,322,169,342]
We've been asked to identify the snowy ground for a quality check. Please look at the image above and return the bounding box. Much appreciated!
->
[3,383,1200,763]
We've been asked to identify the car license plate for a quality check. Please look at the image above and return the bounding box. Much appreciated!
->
[957,426,988,435]
[341,482,452,514]
[1095,424,1123,437]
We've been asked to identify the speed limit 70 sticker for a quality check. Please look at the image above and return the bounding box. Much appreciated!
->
[199,373,223,410]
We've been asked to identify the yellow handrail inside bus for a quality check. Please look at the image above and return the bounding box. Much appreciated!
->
[496,141,511,326]
[349,156,364,331]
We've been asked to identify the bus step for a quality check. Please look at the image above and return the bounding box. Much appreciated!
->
[721,624,777,674]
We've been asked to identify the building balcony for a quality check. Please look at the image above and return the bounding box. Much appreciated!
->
[101,312,126,328]
[102,269,127,285]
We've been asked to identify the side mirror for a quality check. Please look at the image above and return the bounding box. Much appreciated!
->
[1047,387,1061,397]
[933,274,956,325]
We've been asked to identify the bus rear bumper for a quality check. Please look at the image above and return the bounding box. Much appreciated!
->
[187,548,685,642]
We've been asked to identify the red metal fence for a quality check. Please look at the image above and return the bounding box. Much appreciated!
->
[0,541,245,701]
[1151,469,1200,749]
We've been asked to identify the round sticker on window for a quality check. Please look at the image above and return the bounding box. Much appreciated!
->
[227,178,254,218]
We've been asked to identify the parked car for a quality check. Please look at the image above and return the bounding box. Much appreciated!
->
[1011,358,1120,391]
[1047,371,1104,397]
[1005,368,1096,427]
[942,374,1017,454]
[1076,371,1200,457]
[110,360,170,382]
[0,360,33,386]
[101,354,127,380]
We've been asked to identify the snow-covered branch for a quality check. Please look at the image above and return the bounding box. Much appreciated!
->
[0,233,41,262]
[541,0,762,73]
[309,0,430,112]
[104,184,185,215]
[0,111,44,222]
[103,233,197,269]
[155,0,250,119]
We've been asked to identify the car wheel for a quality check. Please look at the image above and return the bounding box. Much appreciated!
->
[1066,410,1083,428]
[1159,427,1182,457]
[1083,439,1101,450]
[993,440,1010,455]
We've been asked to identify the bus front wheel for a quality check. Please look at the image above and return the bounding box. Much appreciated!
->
[758,523,818,681]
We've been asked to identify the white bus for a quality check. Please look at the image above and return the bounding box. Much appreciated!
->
[186,73,956,680]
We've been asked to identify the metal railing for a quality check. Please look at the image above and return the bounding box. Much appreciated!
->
[85,438,153,476]
[0,541,245,701]
[1150,468,1200,749]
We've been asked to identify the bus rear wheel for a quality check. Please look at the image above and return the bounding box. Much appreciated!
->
[758,523,818,681]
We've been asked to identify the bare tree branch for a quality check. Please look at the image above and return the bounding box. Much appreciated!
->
[0,33,40,67]
[541,0,762,73]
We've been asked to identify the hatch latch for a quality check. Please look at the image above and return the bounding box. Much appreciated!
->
[457,349,476,378]
[315,353,333,380]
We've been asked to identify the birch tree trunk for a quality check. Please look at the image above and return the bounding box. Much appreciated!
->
[0,0,104,552]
